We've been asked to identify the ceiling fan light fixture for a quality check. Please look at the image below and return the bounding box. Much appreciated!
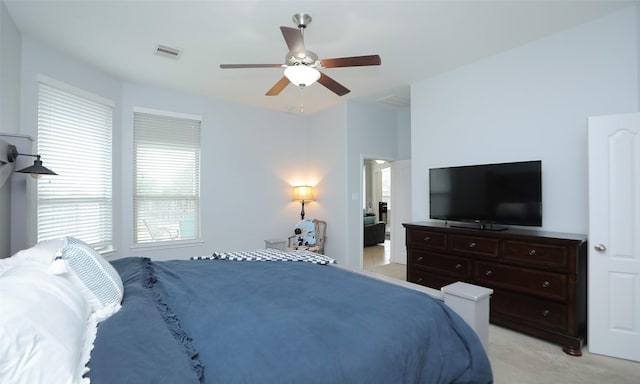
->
[284,65,320,87]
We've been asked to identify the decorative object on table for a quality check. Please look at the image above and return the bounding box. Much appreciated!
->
[292,219,316,246]
[287,219,327,254]
[264,238,286,250]
[292,185,314,220]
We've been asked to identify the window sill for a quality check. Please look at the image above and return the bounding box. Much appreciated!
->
[131,239,205,251]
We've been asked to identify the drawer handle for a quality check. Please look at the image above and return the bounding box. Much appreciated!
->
[542,309,551,317]
[424,236,431,242]
[469,242,477,248]
[542,281,550,288]
[417,256,424,262]
[417,277,423,283]
[528,249,536,256]
[455,263,462,269]
[485,270,493,277]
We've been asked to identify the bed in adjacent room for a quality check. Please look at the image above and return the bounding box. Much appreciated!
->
[0,239,493,384]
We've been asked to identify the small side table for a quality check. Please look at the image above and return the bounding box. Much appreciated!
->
[264,238,286,250]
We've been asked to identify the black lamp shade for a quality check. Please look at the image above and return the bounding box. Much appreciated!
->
[16,158,57,175]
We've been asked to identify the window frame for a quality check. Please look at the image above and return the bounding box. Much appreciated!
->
[35,77,115,253]
[132,107,202,246]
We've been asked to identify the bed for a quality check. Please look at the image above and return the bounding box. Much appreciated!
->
[0,238,493,384]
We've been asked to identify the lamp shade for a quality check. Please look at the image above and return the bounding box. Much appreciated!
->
[16,157,57,176]
[4,144,57,176]
[284,65,320,87]
[293,185,314,202]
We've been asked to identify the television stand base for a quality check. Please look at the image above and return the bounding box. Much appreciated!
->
[449,223,509,231]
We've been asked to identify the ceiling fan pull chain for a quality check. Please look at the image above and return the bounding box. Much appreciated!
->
[300,87,304,113]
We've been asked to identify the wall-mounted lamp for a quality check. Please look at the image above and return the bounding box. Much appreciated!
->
[292,185,314,220]
[4,144,57,176]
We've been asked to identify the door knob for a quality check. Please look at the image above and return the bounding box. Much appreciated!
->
[594,244,606,252]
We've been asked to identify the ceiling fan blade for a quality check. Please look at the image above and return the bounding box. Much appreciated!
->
[280,26,305,54]
[266,76,290,96]
[317,72,350,96]
[320,55,381,68]
[220,64,283,69]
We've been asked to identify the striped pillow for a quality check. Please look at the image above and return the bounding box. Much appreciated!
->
[61,237,123,321]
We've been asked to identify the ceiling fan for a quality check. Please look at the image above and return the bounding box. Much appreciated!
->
[220,13,381,97]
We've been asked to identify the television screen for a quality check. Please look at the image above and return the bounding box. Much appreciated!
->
[429,160,542,228]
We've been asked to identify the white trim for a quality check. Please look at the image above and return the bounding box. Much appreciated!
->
[130,239,205,251]
[133,106,202,122]
[36,75,115,107]
[0,133,34,141]
[332,263,443,300]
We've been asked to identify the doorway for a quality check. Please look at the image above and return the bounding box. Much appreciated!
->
[363,159,391,269]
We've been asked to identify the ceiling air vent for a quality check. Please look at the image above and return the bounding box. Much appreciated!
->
[376,94,410,108]
[154,44,182,59]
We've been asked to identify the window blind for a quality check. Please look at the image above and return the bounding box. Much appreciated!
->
[133,111,201,244]
[37,82,113,252]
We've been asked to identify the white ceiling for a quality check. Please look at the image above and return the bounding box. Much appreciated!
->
[4,0,637,115]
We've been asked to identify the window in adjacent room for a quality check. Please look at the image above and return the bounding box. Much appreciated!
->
[381,165,391,211]
[133,109,201,245]
[37,80,114,252]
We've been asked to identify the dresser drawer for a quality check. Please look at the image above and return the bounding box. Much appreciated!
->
[406,229,447,251]
[503,240,569,271]
[474,261,567,301]
[450,235,499,258]
[407,268,457,290]
[408,250,470,279]
[491,290,568,333]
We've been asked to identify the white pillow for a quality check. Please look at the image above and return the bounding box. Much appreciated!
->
[9,238,67,265]
[0,261,93,384]
[59,237,124,321]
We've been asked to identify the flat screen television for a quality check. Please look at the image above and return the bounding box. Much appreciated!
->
[429,160,542,229]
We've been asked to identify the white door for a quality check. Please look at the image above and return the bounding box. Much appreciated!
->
[588,113,640,362]
[390,160,411,264]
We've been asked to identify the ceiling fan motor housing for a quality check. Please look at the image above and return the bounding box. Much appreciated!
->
[220,12,381,97]
[285,50,319,67]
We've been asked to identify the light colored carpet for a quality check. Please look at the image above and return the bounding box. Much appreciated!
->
[366,262,640,383]
[489,324,639,384]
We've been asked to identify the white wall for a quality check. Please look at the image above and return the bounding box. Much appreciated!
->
[8,5,637,262]
[411,6,639,235]
[0,1,22,258]
[120,82,307,260]
[1,0,20,136]
[18,37,123,255]
[346,101,402,268]
[15,36,318,260]
[306,104,348,263]
[9,23,408,265]
[397,109,411,160]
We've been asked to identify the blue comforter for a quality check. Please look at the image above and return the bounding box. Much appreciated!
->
[88,257,492,383]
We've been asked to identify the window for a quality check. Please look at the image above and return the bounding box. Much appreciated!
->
[133,109,201,244]
[381,166,391,211]
[37,81,114,252]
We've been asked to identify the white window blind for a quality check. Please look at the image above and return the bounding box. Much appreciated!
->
[133,111,201,244]
[37,82,113,252]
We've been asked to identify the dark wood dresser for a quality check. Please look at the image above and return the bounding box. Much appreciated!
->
[403,222,587,355]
